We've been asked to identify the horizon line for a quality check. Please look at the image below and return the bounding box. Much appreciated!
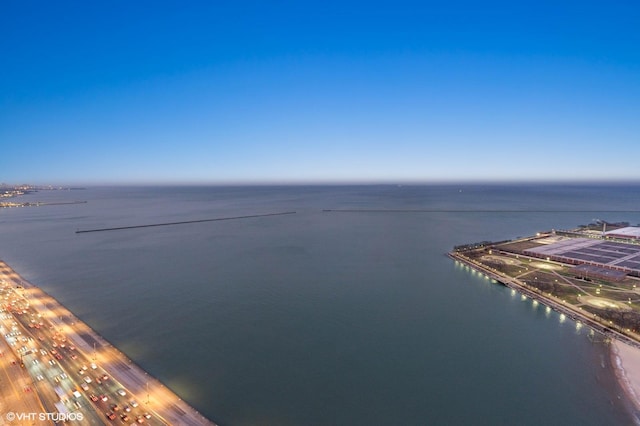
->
[9,178,640,187]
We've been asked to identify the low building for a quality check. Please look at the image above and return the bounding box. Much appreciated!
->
[524,237,640,277]
[604,226,640,240]
[573,264,627,282]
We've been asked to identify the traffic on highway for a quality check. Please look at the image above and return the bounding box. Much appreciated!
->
[1,277,164,425]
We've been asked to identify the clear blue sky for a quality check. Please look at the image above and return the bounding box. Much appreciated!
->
[1,1,639,184]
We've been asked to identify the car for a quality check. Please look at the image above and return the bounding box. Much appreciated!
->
[105,412,116,421]
[143,413,151,419]
[124,405,131,412]
[102,374,109,381]
[91,362,97,369]
[81,365,88,371]
[130,400,138,408]
[84,376,92,383]
[49,359,56,365]
[136,416,145,424]
[36,374,44,381]
[95,377,102,384]
[81,383,90,391]
[120,414,130,422]
[90,394,99,402]
[117,389,126,396]
[101,394,108,402]
[110,404,119,412]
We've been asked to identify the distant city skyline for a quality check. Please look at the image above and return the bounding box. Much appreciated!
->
[1,1,639,185]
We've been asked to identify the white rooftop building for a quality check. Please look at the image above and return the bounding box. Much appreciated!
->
[604,226,640,240]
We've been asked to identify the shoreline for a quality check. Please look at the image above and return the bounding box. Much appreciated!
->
[449,251,640,349]
[0,259,216,426]
[612,341,640,424]
[450,250,640,422]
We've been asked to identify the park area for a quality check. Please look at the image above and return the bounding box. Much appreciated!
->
[464,240,640,334]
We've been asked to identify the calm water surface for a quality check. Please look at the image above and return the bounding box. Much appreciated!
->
[2,184,640,425]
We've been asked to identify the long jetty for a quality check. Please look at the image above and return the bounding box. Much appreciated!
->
[323,209,640,213]
[76,211,297,233]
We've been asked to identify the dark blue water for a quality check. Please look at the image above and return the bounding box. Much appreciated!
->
[2,184,639,425]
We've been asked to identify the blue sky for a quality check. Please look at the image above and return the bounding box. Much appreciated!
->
[1,1,639,184]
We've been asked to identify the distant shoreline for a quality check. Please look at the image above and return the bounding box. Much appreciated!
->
[0,200,87,208]
[1,184,87,208]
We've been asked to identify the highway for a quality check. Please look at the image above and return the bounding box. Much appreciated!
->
[0,261,215,426]
[0,332,50,425]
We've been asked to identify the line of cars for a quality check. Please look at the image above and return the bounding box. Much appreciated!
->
[3,281,163,425]
[94,388,151,423]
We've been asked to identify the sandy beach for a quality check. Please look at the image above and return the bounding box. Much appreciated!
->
[452,250,640,424]
[612,340,640,424]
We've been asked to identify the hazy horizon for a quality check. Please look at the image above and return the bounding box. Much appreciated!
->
[7,179,640,189]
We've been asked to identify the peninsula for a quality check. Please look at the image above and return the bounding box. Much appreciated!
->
[449,221,640,415]
[0,184,86,209]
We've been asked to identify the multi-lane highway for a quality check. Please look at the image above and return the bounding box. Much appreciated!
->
[0,333,49,423]
[0,261,215,426]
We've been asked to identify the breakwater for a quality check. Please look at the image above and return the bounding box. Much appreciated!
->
[76,211,297,233]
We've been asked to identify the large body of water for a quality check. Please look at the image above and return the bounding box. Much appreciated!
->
[2,184,640,425]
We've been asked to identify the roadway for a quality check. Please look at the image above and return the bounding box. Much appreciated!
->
[0,261,215,426]
[0,330,51,425]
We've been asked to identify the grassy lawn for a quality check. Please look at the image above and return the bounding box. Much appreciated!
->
[463,247,640,329]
